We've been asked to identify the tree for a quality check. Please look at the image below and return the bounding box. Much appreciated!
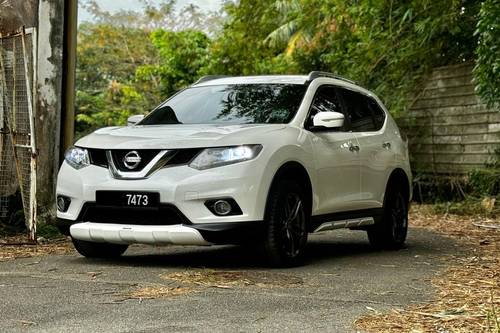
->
[76,23,160,135]
[136,30,211,96]
[210,0,483,115]
[474,0,500,107]
[205,0,297,75]
[75,1,219,136]
[80,0,223,32]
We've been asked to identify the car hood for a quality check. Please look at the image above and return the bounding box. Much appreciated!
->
[76,124,287,149]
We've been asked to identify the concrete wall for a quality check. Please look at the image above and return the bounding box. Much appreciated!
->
[399,63,500,174]
[0,1,38,34]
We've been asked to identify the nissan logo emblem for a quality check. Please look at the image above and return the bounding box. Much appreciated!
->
[123,151,141,170]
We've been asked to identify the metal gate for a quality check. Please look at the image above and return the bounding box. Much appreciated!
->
[0,28,37,240]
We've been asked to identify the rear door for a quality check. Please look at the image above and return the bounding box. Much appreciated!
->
[306,85,361,214]
[337,88,392,209]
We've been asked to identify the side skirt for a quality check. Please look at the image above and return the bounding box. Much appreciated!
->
[310,208,384,233]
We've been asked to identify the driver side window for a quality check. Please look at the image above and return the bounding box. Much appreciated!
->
[307,85,346,131]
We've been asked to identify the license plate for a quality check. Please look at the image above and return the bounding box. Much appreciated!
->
[123,193,152,207]
[96,191,159,207]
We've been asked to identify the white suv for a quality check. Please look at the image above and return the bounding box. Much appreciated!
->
[57,72,412,266]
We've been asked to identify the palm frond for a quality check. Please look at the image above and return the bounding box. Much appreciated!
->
[274,0,301,16]
[265,19,299,49]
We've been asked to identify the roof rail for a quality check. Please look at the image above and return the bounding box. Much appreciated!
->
[307,71,356,84]
[194,75,231,84]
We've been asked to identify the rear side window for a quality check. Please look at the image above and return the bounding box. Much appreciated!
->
[338,88,384,132]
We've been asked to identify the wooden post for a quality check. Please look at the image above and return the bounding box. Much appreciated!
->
[61,0,77,158]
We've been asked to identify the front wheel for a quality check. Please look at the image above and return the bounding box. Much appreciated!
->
[367,185,408,250]
[263,180,309,267]
[72,238,128,258]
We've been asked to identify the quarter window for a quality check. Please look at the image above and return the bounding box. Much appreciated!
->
[367,97,386,130]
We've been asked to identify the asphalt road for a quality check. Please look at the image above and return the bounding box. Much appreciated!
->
[0,228,461,332]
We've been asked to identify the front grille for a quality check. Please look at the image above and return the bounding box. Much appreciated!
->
[78,203,189,226]
[111,150,161,172]
[87,149,201,170]
[88,149,108,167]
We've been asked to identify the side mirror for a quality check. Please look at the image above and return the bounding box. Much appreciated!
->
[127,115,144,126]
[313,111,344,128]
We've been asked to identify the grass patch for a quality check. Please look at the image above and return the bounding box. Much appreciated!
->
[36,223,64,240]
[430,197,499,217]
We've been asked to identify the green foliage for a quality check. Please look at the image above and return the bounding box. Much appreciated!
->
[206,0,297,75]
[431,197,499,216]
[473,0,500,107]
[75,0,492,138]
[37,223,63,240]
[76,7,213,136]
[469,169,500,197]
[136,30,211,94]
[211,0,480,115]
[76,23,160,136]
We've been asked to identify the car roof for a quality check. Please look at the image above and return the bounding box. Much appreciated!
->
[190,74,378,102]
[192,75,310,87]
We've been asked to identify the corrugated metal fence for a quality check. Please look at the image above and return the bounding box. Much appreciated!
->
[398,63,500,175]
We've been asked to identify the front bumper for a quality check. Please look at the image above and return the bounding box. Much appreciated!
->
[56,159,270,245]
[70,223,210,245]
[57,159,268,223]
[68,221,265,245]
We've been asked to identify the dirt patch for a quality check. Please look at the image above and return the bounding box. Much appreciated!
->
[355,205,500,333]
[162,269,303,289]
[0,236,73,261]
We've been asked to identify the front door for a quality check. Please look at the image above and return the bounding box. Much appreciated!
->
[307,85,361,215]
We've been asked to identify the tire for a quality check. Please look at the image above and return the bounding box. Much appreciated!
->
[367,184,408,250]
[72,238,128,258]
[263,180,309,267]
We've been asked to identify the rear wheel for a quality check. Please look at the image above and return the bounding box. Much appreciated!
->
[367,185,408,250]
[263,180,309,267]
[72,238,128,258]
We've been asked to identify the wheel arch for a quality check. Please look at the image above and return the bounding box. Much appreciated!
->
[385,168,411,204]
[264,161,313,220]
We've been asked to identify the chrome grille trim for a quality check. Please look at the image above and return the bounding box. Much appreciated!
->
[106,150,175,180]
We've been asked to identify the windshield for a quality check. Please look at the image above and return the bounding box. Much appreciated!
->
[139,84,307,125]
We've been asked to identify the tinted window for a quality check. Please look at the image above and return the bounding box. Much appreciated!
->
[338,88,376,132]
[140,84,307,125]
[307,86,344,129]
[367,97,386,130]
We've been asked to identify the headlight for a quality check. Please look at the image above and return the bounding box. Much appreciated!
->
[64,146,90,170]
[189,145,262,170]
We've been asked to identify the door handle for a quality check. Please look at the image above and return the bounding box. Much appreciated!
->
[382,142,391,149]
[349,144,360,152]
